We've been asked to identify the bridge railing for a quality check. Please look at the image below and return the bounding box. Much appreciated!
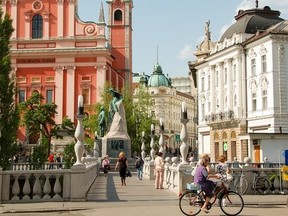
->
[143,158,288,196]
[0,157,100,203]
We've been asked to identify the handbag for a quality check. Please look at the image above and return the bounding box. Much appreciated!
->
[126,169,132,177]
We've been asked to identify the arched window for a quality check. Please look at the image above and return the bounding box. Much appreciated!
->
[114,9,122,21]
[32,14,43,39]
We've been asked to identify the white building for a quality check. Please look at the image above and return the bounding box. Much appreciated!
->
[189,4,288,163]
[133,64,197,156]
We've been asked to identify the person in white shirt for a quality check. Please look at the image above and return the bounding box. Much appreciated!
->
[154,152,165,189]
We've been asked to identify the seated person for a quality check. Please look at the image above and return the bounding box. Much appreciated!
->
[194,154,221,213]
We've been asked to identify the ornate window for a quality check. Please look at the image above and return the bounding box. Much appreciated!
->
[82,88,90,105]
[32,14,43,39]
[252,93,257,111]
[251,59,256,76]
[262,90,267,110]
[46,89,53,104]
[18,89,26,103]
[261,55,267,73]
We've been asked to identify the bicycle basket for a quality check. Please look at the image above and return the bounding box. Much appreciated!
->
[186,183,201,191]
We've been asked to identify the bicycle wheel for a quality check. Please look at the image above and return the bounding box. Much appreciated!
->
[255,177,270,195]
[235,177,248,195]
[179,191,203,216]
[219,191,244,216]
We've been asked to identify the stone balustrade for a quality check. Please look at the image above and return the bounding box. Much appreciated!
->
[143,159,288,196]
[0,158,100,203]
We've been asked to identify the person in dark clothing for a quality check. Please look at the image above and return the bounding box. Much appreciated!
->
[115,151,129,186]
[135,156,144,180]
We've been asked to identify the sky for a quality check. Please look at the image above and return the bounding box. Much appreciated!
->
[78,0,288,78]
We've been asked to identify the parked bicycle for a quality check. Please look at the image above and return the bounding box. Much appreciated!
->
[235,171,271,195]
[179,177,244,216]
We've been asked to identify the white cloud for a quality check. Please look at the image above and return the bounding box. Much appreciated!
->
[177,45,194,60]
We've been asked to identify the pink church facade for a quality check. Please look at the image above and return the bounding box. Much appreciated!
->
[1,0,133,143]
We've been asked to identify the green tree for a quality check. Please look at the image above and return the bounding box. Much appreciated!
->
[63,142,76,169]
[130,85,155,154]
[0,8,20,170]
[19,92,73,156]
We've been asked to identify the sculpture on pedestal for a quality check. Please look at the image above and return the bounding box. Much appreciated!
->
[101,88,131,158]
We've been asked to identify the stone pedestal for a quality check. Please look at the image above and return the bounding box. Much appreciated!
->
[102,137,131,158]
[70,165,86,201]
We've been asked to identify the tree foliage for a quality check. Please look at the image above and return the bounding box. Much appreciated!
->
[0,8,20,170]
[19,92,74,156]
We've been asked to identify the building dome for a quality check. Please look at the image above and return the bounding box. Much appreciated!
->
[220,6,284,42]
[147,63,170,87]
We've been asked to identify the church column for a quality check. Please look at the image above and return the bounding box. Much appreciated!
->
[43,12,50,39]
[66,65,76,120]
[54,66,65,124]
[10,0,18,39]
[56,0,64,37]
[95,64,107,102]
[67,0,76,37]
[24,11,32,39]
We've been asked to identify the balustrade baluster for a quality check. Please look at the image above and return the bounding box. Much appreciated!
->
[11,174,20,200]
[43,174,52,200]
[33,174,42,200]
[22,174,31,200]
[53,174,62,199]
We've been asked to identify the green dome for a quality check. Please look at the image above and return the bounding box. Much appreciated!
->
[147,63,170,87]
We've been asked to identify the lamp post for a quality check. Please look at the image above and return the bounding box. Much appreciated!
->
[73,95,85,167]
[150,124,155,161]
[180,101,189,164]
[141,131,146,160]
[159,118,165,157]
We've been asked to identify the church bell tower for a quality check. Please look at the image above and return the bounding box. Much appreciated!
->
[106,0,133,89]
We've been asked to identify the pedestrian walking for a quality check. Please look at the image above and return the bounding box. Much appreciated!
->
[102,155,110,177]
[154,152,165,189]
[115,152,128,186]
[135,156,144,180]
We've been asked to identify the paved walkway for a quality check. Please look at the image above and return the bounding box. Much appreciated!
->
[0,172,287,215]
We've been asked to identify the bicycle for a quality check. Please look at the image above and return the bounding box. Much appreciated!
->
[179,178,244,216]
[235,171,271,195]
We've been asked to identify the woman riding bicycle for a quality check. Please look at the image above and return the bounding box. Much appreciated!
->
[194,154,221,213]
